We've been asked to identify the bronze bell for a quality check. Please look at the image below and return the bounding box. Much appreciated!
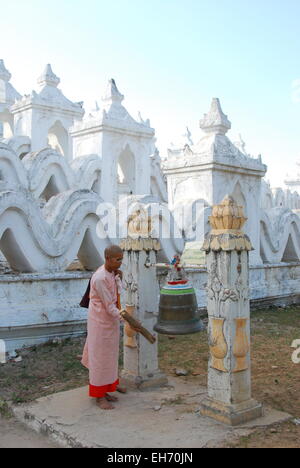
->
[154,279,205,335]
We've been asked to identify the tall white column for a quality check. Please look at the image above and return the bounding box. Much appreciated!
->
[120,210,167,389]
[200,196,263,425]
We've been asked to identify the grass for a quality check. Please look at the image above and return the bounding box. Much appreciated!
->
[0,398,12,419]
[225,421,300,449]
[158,333,208,386]
[0,337,89,404]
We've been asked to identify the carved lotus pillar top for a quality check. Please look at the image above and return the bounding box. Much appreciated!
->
[209,196,247,233]
[120,208,161,252]
[202,196,253,252]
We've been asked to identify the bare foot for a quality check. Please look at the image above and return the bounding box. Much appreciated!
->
[117,386,127,394]
[97,398,115,410]
[105,393,118,402]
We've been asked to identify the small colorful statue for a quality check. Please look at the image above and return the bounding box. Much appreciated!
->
[168,254,187,283]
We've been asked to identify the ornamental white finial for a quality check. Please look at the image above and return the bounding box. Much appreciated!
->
[182,127,194,146]
[234,133,247,154]
[102,78,124,104]
[93,101,100,112]
[0,59,12,82]
[37,64,60,88]
[200,98,231,135]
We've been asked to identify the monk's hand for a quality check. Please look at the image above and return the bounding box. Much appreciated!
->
[119,309,126,321]
[115,269,123,280]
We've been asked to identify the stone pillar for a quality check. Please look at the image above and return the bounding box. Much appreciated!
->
[200,196,263,425]
[120,209,168,389]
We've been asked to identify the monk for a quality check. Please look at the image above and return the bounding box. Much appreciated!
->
[81,245,126,410]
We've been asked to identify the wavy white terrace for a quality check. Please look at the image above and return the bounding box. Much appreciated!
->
[0,59,299,354]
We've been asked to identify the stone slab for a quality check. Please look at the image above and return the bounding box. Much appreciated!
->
[12,379,291,448]
[120,370,168,390]
[200,397,263,426]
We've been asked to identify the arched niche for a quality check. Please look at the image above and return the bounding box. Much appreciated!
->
[66,226,107,273]
[18,145,31,160]
[40,175,61,202]
[273,189,285,208]
[77,229,103,271]
[19,152,29,160]
[0,110,14,139]
[47,120,69,157]
[263,193,273,210]
[281,233,299,263]
[117,145,136,195]
[0,228,34,273]
[91,170,101,195]
[231,182,247,216]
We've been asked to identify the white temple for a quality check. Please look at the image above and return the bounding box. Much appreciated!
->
[285,158,300,196]
[0,59,300,354]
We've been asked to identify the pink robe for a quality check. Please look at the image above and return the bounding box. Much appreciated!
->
[81,266,122,397]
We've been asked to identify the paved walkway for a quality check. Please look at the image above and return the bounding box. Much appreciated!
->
[0,417,59,448]
[11,379,291,448]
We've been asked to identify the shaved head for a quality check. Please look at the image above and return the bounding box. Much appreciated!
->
[105,245,123,259]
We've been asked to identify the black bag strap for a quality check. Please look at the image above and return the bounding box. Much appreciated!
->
[80,280,91,308]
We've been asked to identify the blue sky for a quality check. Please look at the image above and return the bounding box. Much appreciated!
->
[1,0,300,186]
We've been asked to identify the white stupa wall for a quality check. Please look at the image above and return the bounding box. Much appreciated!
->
[71,79,156,204]
[164,99,267,265]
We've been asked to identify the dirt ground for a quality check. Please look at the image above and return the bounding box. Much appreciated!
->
[0,305,300,448]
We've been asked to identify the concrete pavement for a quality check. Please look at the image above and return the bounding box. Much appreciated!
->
[11,378,291,448]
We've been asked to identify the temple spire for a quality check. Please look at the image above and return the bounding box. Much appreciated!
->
[37,64,60,88]
[182,126,194,146]
[102,78,124,105]
[0,59,11,82]
[93,101,100,112]
[234,133,247,154]
[200,98,231,135]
